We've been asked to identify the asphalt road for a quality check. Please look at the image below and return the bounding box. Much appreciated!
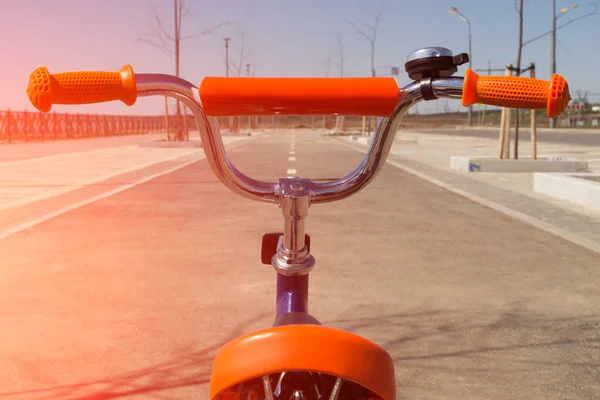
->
[413,128,600,146]
[0,130,599,399]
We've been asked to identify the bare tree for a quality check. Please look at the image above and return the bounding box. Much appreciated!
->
[229,26,252,76]
[333,33,346,77]
[513,0,525,158]
[342,2,386,134]
[325,42,334,77]
[226,26,252,78]
[333,33,348,132]
[140,0,231,141]
[342,3,385,78]
[222,27,252,133]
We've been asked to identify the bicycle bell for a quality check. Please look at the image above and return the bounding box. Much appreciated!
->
[404,47,469,80]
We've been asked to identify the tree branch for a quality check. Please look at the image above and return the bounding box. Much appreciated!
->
[556,37,574,57]
[372,3,385,39]
[138,37,175,59]
[153,7,175,42]
[356,19,375,34]
[181,0,193,17]
[180,21,235,40]
[342,18,373,42]
[334,34,346,77]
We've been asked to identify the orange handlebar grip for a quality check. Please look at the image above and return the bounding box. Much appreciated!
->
[462,68,570,118]
[26,65,137,112]
[198,77,400,116]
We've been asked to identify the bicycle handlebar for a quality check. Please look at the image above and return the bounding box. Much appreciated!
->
[27,65,137,113]
[461,69,570,118]
[198,77,400,116]
[25,65,571,206]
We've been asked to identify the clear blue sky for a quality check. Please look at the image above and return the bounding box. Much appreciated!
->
[0,0,598,115]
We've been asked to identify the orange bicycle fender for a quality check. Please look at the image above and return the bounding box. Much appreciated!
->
[209,324,396,400]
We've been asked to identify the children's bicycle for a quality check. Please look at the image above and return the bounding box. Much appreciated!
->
[26,47,570,400]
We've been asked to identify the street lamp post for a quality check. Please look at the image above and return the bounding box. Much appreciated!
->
[550,2,579,128]
[224,37,231,77]
[449,6,472,127]
[224,37,231,131]
[246,63,252,130]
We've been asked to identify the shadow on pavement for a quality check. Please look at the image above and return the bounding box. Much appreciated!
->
[0,313,272,400]
[325,303,600,398]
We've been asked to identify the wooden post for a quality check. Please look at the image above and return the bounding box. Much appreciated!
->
[502,64,513,159]
[6,109,11,144]
[164,96,170,141]
[183,106,189,141]
[498,65,511,159]
[361,116,366,136]
[499,108,506,159]
[503,103,512,159]
[530,63,537,160]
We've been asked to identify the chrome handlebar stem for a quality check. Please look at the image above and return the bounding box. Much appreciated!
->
[135,74,465,206]
[136,74,280,204]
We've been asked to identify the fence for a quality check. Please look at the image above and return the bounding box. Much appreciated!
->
[3,108,594,144]
[0,110,347,143]
[0,110,168,143]
[215,115,374,131]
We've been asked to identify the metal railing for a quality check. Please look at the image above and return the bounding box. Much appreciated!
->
[2,109,593,144]
[0,110,168,143]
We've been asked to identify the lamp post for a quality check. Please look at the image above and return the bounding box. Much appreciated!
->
[449,6,472,127]
[246,63,252,130]
[550,2,579,128]
[224,37,231,77]
[224,37,231,130]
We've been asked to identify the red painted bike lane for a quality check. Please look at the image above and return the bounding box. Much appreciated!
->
[0,133,166,162]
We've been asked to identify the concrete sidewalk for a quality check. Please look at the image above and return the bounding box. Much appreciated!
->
[0,134,258,238]
[0,133,166,162]
[342,131,600,254]
[0,136,254,211]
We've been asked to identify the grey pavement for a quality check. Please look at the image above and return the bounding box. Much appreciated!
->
[0,130,599,399]
[343,130,600,255]
[412,127,600,146]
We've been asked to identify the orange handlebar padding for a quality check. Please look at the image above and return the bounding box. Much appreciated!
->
[462,68,570,118]
[26,65,137,112]
[198,77,400,116]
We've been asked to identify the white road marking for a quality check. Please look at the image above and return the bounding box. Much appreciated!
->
[0,157,201,241]
[286,168,297,175]
[0,149,200,211]
[288,156,296,161]
[0,136,261,242]
[290,150,295,155]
